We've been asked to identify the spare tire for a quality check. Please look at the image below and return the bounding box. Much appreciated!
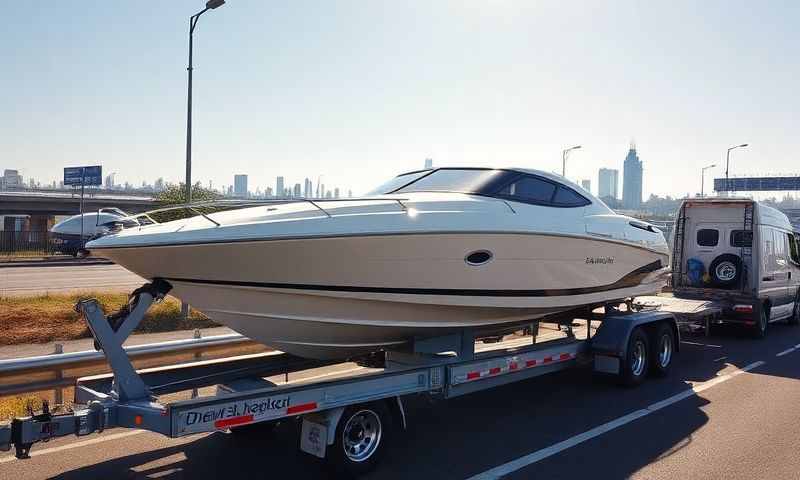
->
[709,253,743,288]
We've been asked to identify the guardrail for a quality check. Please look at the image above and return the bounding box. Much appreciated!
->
[0,332,261,400]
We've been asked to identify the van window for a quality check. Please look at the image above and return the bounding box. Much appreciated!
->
[730,230,753,248]
[789,233,800,264]
[696,229,719,247]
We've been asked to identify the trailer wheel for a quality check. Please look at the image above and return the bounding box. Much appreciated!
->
[328,402,391,477]
[620,327,649,387]
[788,292,800,326]
[752,306,768,339]
[648,323,675,377]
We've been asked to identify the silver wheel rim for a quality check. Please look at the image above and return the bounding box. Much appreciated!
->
[659,333,673,368]
[631,340,646,377]
[716,262,737,281]
[342,410,382,463]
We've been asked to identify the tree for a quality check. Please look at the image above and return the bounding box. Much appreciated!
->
[154,182,221,205]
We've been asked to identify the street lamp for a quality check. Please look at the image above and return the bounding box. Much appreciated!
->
[185,0,225,204]
[561,145,582,177]
[724,143,748,194]
[700,164,716,197]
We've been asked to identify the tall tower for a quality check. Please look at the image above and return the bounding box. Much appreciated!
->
[622,142,643,209]
[276,176,285,198]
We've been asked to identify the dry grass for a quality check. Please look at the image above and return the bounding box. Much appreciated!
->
[0,395,43,421]
[0,292,218,345]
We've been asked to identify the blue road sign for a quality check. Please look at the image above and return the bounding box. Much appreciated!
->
[64,165,102,186]
[714,176,800,192]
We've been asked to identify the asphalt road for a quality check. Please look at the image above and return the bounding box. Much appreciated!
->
[0,264,144,296]
[2,322,800,479]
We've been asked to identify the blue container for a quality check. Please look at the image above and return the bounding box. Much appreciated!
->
[686,258,705,286]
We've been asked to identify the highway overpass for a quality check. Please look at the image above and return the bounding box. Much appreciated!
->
[0,190,157,216]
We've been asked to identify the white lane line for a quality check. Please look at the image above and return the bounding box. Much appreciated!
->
[776,347,796,357]
[466,360,766,480]
[680,341,722,348]
[0,430,147,464]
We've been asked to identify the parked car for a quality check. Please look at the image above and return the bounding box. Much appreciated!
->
[50,208,138,256]
[671,198,800,337]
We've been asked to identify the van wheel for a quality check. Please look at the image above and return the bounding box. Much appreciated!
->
[649,323,675,377]
[619,327,649,387]
[752,306,768,339]
[709,254,743,288]
[788,292,800,326]
[327,402,391,477]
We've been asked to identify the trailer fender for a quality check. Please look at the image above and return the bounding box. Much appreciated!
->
[591,311,677,361]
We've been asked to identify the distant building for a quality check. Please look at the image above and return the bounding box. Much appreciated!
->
[622,144,643,209]
[294,183,301,197]
[154,177,165,192]
[319,184,325,198]
[334,187,340,199]
[304,178,312,198]
[348,189,353,198]
[104,173,115,189]
[234,174,248,197]
[0,169,23,189]
[580,179,591,193]
[265,187,273,197]
[425,158,433,169]
[276,176,284,198]
[598,168,619,200]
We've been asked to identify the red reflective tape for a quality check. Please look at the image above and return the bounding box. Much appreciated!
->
[559,353,572,360]
[509,362,519,370]
[526,359,537,367]
[543,356,553,364]
[215,414,254,429]
[489,367,501,375]
[467,371,480,380]
[287,402,317,415]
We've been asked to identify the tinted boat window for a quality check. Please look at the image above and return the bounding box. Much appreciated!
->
[697,229,719,247]
[496,176,556,202]
[553,186,590,206]
[730,230,753,248]
[392,169,504,194]
[788,233,800,264]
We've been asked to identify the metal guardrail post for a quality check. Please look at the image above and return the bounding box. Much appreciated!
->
[53,343,64,405]
[192,329,201,399]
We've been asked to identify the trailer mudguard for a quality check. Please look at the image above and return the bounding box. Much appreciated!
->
[590,311,678,359]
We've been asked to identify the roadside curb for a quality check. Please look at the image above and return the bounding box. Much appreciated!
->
[0,259,113,268]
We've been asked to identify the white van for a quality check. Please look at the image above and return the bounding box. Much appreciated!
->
[671,198,800,337]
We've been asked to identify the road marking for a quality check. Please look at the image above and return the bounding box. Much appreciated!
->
[466,360,766,480]
[0,430,147,464]
[681,341,722,348]
[777,347,796,357]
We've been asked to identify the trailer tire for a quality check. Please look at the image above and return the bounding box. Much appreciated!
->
[752,305,768,339]
[648,323,675,377]
[620,327,649,387]
[788,292,800,326]
[328,402,391,478]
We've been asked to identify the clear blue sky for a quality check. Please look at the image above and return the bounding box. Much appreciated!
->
[2,0,797,197]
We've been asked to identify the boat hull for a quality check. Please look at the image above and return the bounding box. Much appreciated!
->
[92,232,668,359]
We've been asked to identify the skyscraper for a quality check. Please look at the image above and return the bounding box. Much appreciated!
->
[294,183,301,197]
[598,168,619,200]
[304,178,312,198]
[334,187,340,199]
[580,179,591,193]
[234,174,248,197]
[276,176,284,198]
[622,144,643,209]
[424,158,433,169]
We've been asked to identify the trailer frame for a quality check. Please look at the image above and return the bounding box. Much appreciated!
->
[0,281,679,475]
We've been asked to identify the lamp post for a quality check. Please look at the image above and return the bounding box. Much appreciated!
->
[700,164,716,197]
[185,0,225,204]
[561,145,582,177]
[724,143,748,194]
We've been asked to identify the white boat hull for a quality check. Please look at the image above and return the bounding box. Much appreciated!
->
[93,232,668,359]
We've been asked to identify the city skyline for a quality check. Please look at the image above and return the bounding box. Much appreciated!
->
[2,2,798,199]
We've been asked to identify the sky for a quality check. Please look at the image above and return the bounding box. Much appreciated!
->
[1,0,798,197]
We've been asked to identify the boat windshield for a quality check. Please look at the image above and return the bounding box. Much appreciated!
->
[374,168,506,195]
[365,170,431,196]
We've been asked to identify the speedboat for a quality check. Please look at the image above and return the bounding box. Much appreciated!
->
[86,168,669,359]
[51,208,137,256]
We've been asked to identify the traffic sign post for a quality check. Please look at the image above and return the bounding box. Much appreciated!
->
[64,166,102,251]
